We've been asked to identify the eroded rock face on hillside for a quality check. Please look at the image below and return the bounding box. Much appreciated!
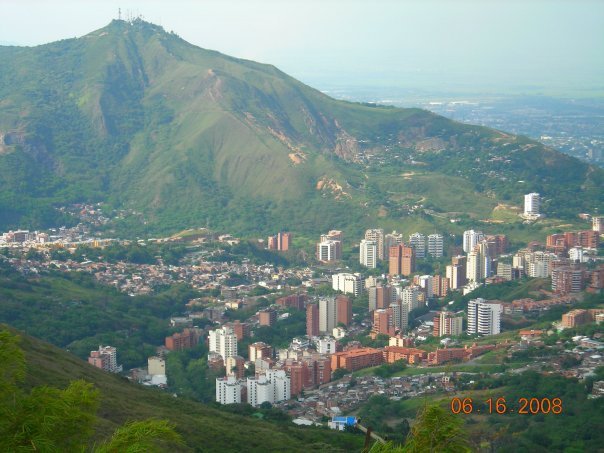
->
[316,176,351,200]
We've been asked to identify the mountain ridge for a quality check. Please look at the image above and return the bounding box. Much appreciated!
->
[0,19,601,236]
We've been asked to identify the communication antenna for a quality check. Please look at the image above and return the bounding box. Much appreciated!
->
[118,8,121,20]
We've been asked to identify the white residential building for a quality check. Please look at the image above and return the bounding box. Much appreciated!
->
[315,336,337,354]
[390,301,409,333]
[463,230,484,253]
[319,297,337,334]
[364,229,385,260]
[418,275,434,298]
[409,233,426,259]
[524,251,556,278]
[316,240,341,263]
[427,234,444,258]
[216,376,242,405]
[332,273,362,296]
[247,370,291,407]
[360,239,378,268]
[467,298,502,336]
[466,249,482,282]
[593,216,604,233]
[401,286,421,311]
[209,326,238,361]
[524,193,541,218]
[569,247,588,263]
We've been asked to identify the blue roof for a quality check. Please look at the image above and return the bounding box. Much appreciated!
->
[332,416,357,425]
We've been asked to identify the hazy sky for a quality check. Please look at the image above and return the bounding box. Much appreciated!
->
[1,0,603,94]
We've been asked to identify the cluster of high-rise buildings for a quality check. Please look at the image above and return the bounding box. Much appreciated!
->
[433,310,464,337]
[358,229,444,270]
[216,369,292,406]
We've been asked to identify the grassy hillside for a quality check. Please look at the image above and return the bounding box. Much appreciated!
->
[4,326,362,452]
[0,19,602,238]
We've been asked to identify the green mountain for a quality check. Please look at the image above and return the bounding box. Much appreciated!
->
[0,19,602,235]
[3,325,362,452]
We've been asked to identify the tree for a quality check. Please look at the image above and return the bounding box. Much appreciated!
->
[95,420,183,453]
[0,328,183,452]
[365,404,470,453]
[402,404,470,453]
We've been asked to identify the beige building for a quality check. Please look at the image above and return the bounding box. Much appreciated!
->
[148,356,166,376]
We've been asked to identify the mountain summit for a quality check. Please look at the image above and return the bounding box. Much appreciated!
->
[0,19,601,234]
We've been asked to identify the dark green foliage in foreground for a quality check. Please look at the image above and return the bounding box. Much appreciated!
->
[0,326,364,452]
[364,404,470,453]
[360,369,604,452]
[469,371,604,452]
[0,329,183,452]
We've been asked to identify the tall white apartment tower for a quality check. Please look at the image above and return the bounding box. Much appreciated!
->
[463,230,484,253]
[364,229,385,260]
[208,326,238,361]
[216,376,242,404]
[427,234,444,258]
[360,239,378,268]
[246,370,290,407]
[524,193,541,217]
[409,233,426,259]
[332,273,362,296]
[390,301,409,333]
[401,286,421,311]
[466,249,482,283]
[319,297,337,334]
[467,298,502,336]
[316,240,341,262]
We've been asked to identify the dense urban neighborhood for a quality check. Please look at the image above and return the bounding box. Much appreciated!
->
[1,195,602,436]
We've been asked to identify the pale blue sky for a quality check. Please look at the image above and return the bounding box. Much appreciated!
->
[1,0,603,94]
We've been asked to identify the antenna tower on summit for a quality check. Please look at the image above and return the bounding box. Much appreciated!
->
[118,8,121,20]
